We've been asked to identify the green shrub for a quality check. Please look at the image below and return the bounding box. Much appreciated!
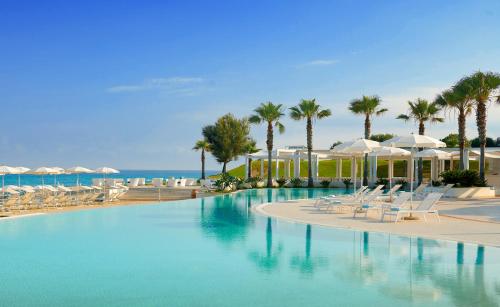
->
[320,179,331,188]
[214,173,242,191]
[290,178,303,188]
[440,169,482,187]
[395,179,408,190]
[276,177,287,187]
[431,180,442,187]
[246,176,262,188]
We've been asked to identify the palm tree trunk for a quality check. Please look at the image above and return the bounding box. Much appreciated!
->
[222,162,227,174]
[458,109,466,170]
[363,114,371,186]
[201,149,206,179]
[476,101,487,181]
[248,158,253,178]
[306,117,313,188]
[267,121,274,188]
[418,121,425,185]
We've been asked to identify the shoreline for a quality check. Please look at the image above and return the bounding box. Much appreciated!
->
[254,199,500,247]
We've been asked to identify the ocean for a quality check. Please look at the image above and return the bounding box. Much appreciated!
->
[0,170,218,187]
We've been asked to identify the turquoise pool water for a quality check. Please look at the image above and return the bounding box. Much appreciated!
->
[0,188,499,306]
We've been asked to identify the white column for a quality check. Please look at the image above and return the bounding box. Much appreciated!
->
[464,148,470,170]
[294,154,301,178]
[450,158,454,170]
[285,160,291,179]
[314,155,319,180]
[389,159,394,185]
[244,156,249,180]
[275,157,280,179]
[336,158,341,181]
[260,159,264,177]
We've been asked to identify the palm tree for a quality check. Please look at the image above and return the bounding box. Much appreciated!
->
[456,71,500,181]
[193,139,210,179]
[290,99,332,187]
[397,99,444,184]
[249,102,285,188]
[435,83,474,170]
[348,95,388,185]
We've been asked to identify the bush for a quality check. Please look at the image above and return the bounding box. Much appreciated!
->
[290,178,303,188]
[320,179,331,188]
[342,178,352,189]
[246,176,262,188]
[440,169,482,187]
[276,177,288,187]
[214,173,242,191]
[431,180,442,187]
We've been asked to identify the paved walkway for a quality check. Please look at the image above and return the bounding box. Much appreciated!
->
[255,198,500,247]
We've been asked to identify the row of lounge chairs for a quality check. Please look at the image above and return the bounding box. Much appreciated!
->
[314,183,454,223]
[0,184,129,212]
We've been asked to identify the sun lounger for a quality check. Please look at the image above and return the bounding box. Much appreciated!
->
[378,192,413,221]
[393,192,443,223]
[178,179,187,187]
[167,178,177,187]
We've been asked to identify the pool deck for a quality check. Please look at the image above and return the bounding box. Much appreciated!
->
[255,198,500,247]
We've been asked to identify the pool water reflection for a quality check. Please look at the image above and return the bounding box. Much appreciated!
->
[0,188,499,306]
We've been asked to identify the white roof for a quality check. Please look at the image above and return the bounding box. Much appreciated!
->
[381,134,446,148]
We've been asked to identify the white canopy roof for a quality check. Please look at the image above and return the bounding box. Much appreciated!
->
[381,134,446,148]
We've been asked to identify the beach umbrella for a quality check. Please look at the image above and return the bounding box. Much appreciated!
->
[414,149,451,160]
[332,139,381,194]
[381,134,446,215]
[369,147,411,195]
[13,167,30,188]
[19,186,36,193]
[0,166,19,202]
[66,167,95,205]
[30,167,59,186]
[57,186,72,192]
[94,167,120,202]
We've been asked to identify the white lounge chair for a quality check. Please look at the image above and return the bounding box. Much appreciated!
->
[167,178,177,187]
[378,192,413,221]
[178,179,187,187]
[394,192,443,223]
[152,178,164,187]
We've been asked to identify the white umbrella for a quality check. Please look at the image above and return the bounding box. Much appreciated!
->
[94,167,120,202]
[13,167,30,190]
[381,134,446,217]
[19,186,36,193]
[0,166,19,202]
[57,186,72,192]
[414,149,451,159]
[369,147,411,198]
[34,185,58,192]
[66,166,95,205]
[30,167,59,186]
[332,139,381,194]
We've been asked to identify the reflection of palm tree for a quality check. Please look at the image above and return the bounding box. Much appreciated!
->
[290,224,328,277]
[200,194,254,244]
[457,242,464,265]
[247,217,282,272]
[363,232,369,257]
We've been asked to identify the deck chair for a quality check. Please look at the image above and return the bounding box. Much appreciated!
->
[394,192,443,223]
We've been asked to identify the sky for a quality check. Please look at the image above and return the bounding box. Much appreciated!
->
[1,0,500,171]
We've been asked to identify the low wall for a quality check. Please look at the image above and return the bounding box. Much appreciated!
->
[121,186,202,201]
[444,187,496,199]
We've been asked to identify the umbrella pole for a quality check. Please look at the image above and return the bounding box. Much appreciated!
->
[404,149,418,220]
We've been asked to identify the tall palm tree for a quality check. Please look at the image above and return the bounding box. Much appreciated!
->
[290,99,332,187]
[456,71,500,181]
[397,99,444,184]
[249,102,285,188]
[193,139,210,179]
[348,95,388,185]
[435,84,474,170]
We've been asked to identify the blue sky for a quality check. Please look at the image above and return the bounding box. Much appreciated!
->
[2,0,500,171]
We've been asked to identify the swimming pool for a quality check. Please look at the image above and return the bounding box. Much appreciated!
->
[0,188,498,306]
